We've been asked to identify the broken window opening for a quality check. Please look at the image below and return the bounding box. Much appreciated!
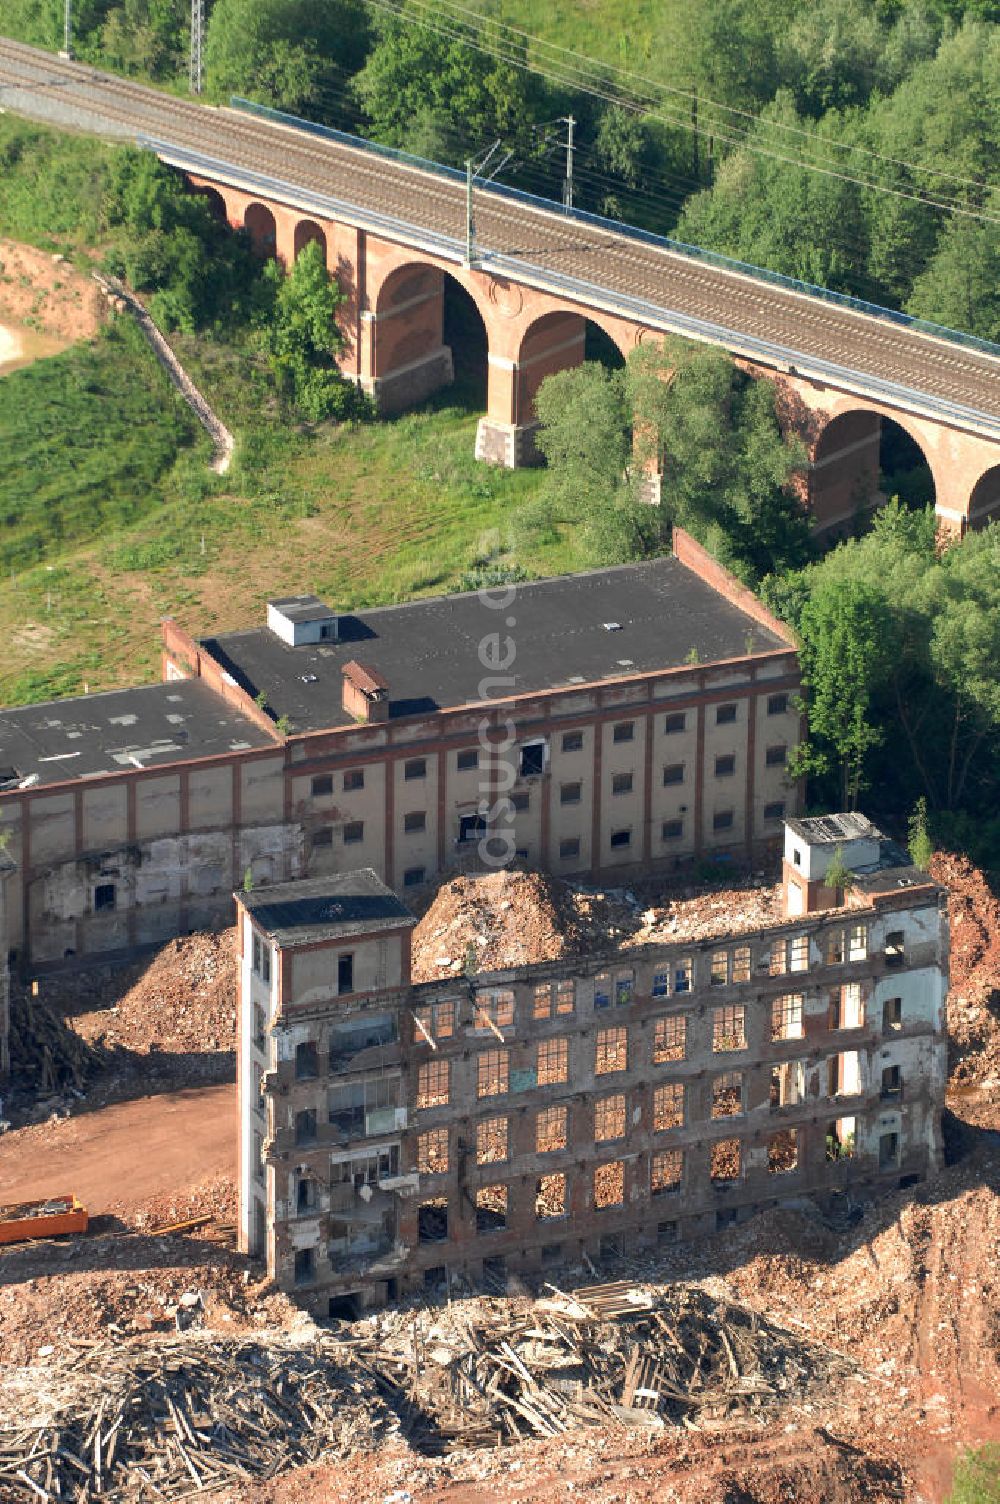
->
[293,1247,315,1286]
[674,957,693,993]
[594,1093,626,1142]
[710,951,729,987]
[535,1105,568,1154]
[477,1048,510,1099]
[881,1064,902,1100]
[594,1160,625,1209]
[767,1128,798,1174]
[416,1059,450,1110]
[848,924,868,962]
[476,1184,508,1234]
[294,1108,317,1146]
[712,1072,744,1119]
[829,982,864,1030]
[827,1050,862,1097]
[615,970,635,1007]
[536,1173,566,1220]
[653,1081,684,1132]
[476,1116,509,1164]
[652,1014,686,1063]
[418,1199,448,1243]
[771,993,804,1042]
[712,1005,747,1052]
[770,1059,806,1110]
[536,1036,569,1086]
[651,1149,683,1196]
[594,971,611,1009]
[417,1127,449,1175]
[519,741,547,778]
[885,930,905,968]
[825,1116,856,1161]
[295,1174,317,1214]
[474,989,515,1032]
[295,1040,319,1080]
[710,1139,742,1184]
[883,997,903,1032]
[879,1131,899,1169]
[595,1026,628,1076]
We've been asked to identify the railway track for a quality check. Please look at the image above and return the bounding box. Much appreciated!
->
[1,35,999,434]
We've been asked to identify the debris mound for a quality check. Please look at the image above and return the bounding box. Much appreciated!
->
[930,851,1000,1087]
[363,1281,856,1451]
[0,1331,393,1501]
[71,929,239,1057]
[411,869,590,979]
[411,868,783,983]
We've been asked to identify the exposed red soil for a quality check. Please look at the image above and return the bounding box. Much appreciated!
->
[0,237,105,340]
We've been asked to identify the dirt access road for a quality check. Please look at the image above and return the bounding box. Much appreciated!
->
[0,1083,236,1215]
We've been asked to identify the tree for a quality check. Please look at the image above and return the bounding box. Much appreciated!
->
[204,0,368,117]
[790,576,892,809]
[99,0,186,79]
[259,239,365,422]
[351,13,548,165]
[925,524,1000,806]
[906,215,1000,341]
[627,339,811,580]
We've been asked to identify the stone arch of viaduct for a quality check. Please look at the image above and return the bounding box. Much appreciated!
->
[188,174,1000,534]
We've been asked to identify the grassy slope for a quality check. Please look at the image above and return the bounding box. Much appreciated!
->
[0,336,573,705]
[463,0,668,77]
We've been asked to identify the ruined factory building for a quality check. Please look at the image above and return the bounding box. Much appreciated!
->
[0,529,802,1001]
[237,817,947,1316]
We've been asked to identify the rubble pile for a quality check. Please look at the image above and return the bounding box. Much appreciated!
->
[412,869,784,983]
[359,1280,856,1451]
[0,1331,393,1501]
[411,870,590,979]
[930,851,1000,1090]
[70,929,239,1058]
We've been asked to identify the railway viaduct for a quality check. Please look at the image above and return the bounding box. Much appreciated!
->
[2,37,1000,534]
[191,177,1000,536]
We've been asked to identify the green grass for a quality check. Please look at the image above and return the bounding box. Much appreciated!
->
[0,329,578,706]
[0,319,208,575]
[463,0,673,80]
[0,114,116,257]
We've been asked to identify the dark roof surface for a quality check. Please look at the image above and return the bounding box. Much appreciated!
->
[204,556,790,734]
[239,869,416,946]
[0,680,274,790]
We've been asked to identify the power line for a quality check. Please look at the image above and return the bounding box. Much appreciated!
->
[361,0,1000,224]
[408,0,998,198]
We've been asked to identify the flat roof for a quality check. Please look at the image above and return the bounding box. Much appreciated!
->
[785,813,882,845]
[203,556,790,734]
[0,680,274,790]
[240,869,416,946]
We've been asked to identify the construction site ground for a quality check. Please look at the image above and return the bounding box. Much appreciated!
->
[1,856,998,1503]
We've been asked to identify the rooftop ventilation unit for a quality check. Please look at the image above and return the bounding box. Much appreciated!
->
[267,596,338,648]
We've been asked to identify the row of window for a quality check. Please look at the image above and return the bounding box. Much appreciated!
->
[412,998,900,1111]
[308,697,795,799]
[310,801,789,860]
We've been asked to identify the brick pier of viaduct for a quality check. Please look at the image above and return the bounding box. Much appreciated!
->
[193,177,1000,536]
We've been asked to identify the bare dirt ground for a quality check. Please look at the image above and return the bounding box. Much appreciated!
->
[0,237,105,342]
[0,858,998,1502]
[0,1082,236,1212]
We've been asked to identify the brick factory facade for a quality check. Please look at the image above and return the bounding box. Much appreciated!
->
[237,815,948,1316]
[0,533,802,1031]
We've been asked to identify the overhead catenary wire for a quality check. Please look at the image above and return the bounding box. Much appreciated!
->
[391,0,1000,198]
[359,0,1000,225]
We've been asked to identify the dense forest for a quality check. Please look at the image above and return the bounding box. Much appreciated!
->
[4,0,999,340]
